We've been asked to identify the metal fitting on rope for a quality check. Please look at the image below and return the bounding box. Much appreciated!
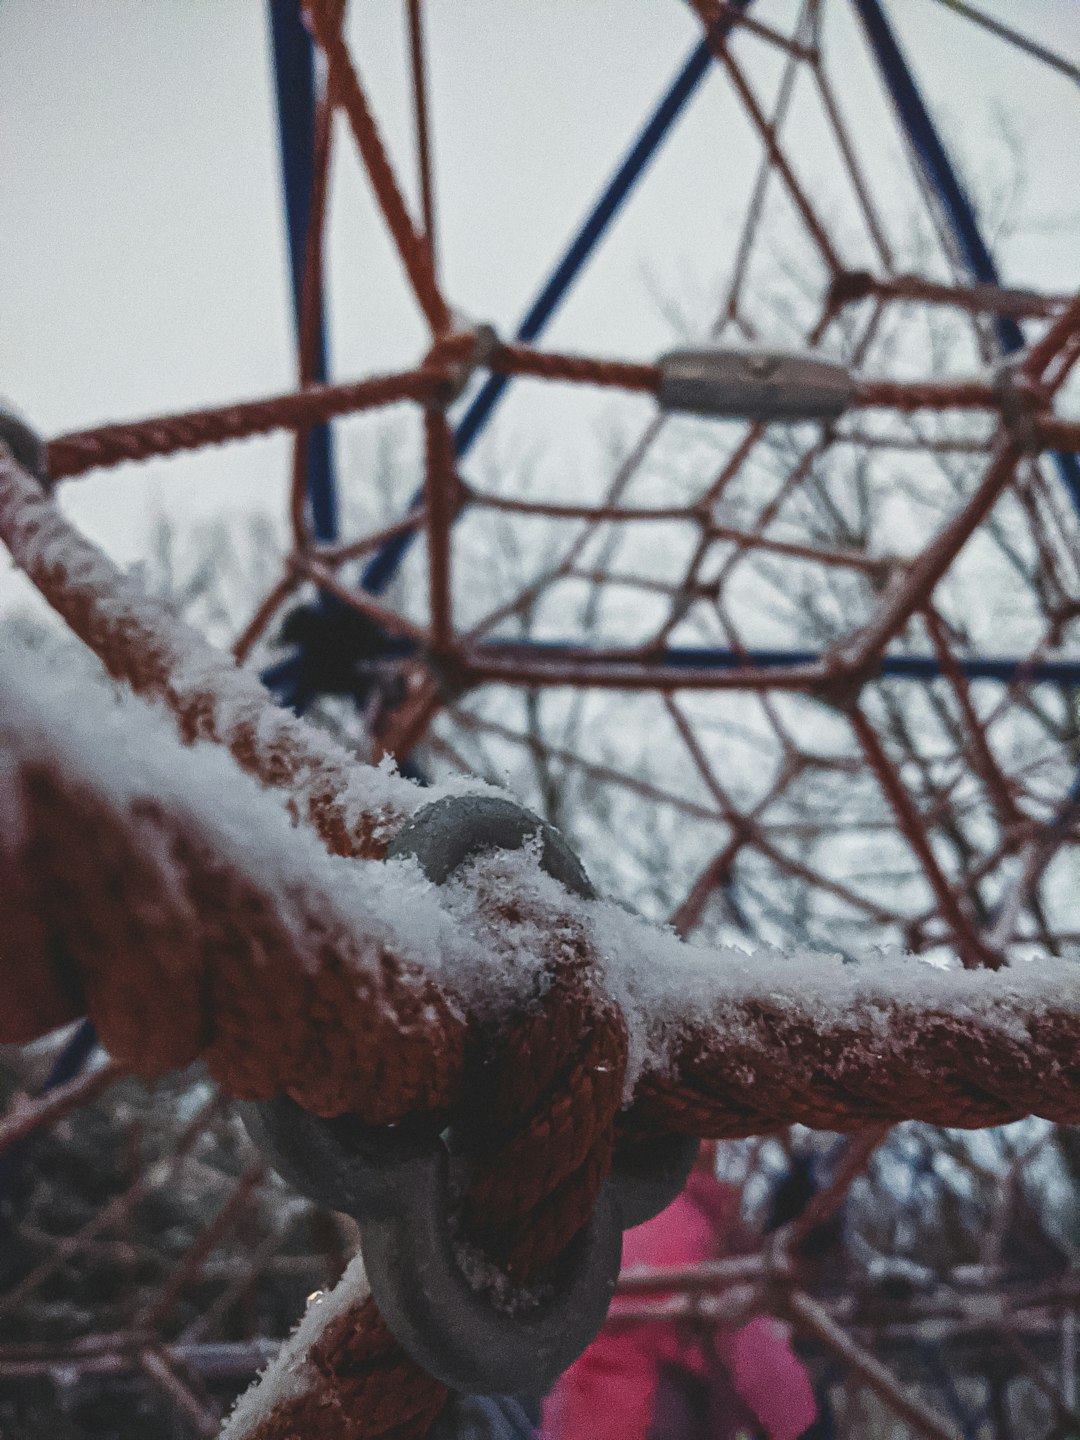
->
[434,323,501,407]
[359,1137,623,1394]
[240,1091,624,1394]
[826,268,878,312]
[389,795,698,1229]
[657,348,855,422]
[240,794,698,1393]
[385,792,594,894]
[0,405,49,488]
[609,1132,700,1232]
[236,1096,439,1218]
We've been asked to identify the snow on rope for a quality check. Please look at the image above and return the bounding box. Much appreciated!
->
[2,448,1079,1135]
[3,443,1080,1440]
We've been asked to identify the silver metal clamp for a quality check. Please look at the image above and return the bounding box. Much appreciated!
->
[658,347,855,422]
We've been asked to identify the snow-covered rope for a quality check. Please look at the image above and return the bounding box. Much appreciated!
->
[0,446,427,859]
[3,626,1078,1130]
[4,441,1080,1440]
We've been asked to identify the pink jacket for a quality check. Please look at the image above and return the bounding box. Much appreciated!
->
[542,1173,817,1440]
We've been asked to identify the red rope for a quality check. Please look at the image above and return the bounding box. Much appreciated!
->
[304,0,451,337]
[6,446,1080,1438]
[47,369,443,481]
[852,377,999,411]
[829,268,1069,320]
[1021,291,1080,384]
[490,342,661,394]
[46,344,1077,491]
[406,0,438,267]
[3,582,1079,1133]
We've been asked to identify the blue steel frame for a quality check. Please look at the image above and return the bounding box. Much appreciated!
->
[268,0,337,543]
[263,0,1080,700]
[851,0,1080,513]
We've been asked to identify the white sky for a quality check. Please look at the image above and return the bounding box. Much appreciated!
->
[1,0,1078,604]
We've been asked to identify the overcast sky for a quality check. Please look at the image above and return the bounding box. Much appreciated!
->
[1,1,1078,612]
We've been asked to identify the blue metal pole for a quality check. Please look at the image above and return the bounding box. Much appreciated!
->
[263,643,1080,701]
[471,642,1080,686]
[362,9,754,597]
[267,0,337,544]
[851,0,1080,512]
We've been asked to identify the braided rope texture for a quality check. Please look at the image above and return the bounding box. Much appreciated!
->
[6,684,1080,1437]
[0,698,628,1439]
[47,371,442,482]
[5,631,1077,1139]
[4,451,1080,1436]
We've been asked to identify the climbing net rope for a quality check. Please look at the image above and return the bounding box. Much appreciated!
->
[36,0,1080,970]
[1,2,1079,1437]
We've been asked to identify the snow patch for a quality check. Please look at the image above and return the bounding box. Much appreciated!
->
[220,1250,371,1438]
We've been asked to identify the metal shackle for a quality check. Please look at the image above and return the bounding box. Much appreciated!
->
[239,1090,624,1395]
[236,1095,438,1218]
[238,792,698,1394]
[384,792,595,896]
[358,1139,624,1394]
[610,1132,700,1232]
[388,794,697,1230]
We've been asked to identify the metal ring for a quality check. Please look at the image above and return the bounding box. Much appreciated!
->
[236,1095,439,1219]
[388,794,698,1233]
[239,1092,625,1394]
[385,793,595,899]
[360,1139,623,1394]
[609,1133,699,1230]
[239,794,690,1392]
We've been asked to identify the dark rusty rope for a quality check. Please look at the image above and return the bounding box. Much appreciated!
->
[4,448,1079,1141]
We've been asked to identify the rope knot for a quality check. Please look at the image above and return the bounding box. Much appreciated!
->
[826,268,878,311]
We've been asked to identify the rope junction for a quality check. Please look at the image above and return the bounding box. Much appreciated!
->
[2,1,1080,1437]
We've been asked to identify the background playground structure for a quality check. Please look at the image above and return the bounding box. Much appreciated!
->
[2,1,1080,1437]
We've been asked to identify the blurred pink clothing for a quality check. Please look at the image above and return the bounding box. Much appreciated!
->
[542,1173,816,1440]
